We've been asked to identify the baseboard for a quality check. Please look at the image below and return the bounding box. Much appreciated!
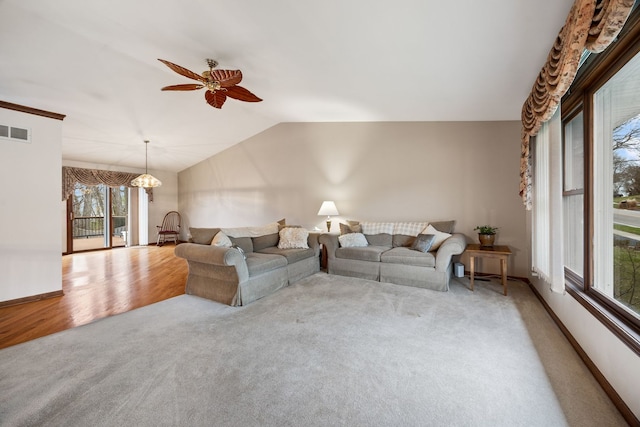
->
[528,284,639,426]
[0,290,64,308]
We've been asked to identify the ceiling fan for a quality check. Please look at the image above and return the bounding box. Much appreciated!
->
[158,58,262,109]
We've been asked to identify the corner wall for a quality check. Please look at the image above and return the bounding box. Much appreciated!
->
[0,107,62,302]
[178,121,528,276]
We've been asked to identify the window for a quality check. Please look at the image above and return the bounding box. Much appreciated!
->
[563,111,584,277]
[561,9,640,348]
[593,51,640,320]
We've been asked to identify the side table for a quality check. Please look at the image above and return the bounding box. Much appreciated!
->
[465,244,512,296]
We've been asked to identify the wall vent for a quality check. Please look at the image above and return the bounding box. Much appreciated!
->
[0,124,31,143]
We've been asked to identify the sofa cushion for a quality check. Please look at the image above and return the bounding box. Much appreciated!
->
[229,236,254,253]
[365,233,392,246]
[336,245,389,262]
[380,247,436,268]
[189,227,220,245]
[392,234,415,248]
[245,253,288,276]
[252,232,279,251]
[258,246,315,264]
[338,233,368,248]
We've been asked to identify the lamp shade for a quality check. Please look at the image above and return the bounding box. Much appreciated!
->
[131,140,162,188]
[317,201,339,216]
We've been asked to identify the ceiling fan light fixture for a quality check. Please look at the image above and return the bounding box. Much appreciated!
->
[131,140,162,188]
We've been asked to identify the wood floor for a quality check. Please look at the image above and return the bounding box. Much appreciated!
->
[0,245,187,350]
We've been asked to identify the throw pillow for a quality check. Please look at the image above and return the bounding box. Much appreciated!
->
[340,222,362,235]
[278,227,309,249]
[189,227,220,245]
[211,231,232,247]
[338,233,369,248]
[421,224,451,250]
[410,234,436,253]
[429,220,456,234]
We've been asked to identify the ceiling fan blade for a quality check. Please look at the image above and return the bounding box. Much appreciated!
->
[205,90,227,109]
[210,69,243,87]
[225,85,262,103]
[158,59,204,82]
[161,84,205,91]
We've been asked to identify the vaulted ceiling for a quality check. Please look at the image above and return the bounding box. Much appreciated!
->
[0,0,574,173]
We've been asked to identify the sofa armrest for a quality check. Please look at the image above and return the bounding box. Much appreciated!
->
[307,232,321,256]
[435,233,467,271]
[318,233,339,259]
[175,243,249,282]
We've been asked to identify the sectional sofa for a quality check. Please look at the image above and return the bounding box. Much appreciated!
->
[319,220,466,291]
[174,221,319,306]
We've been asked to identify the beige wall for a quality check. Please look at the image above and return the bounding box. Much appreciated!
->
[1,107,62,302]
[178,121,528,276]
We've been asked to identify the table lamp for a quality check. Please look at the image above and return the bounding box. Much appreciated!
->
[317,201,339,231]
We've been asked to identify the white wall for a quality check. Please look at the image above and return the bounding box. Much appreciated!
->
[61,159,178,248]
[0,108,63,302]
[178,121,528,276]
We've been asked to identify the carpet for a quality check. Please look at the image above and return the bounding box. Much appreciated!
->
[0,273,626,426]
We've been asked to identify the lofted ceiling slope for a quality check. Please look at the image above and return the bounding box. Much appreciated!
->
[0,0,574,173]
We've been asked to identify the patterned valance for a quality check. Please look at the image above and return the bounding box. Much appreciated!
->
[62,166,154,201]
[520,0,635,209]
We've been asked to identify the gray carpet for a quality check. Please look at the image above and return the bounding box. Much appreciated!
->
[0,273,627,426]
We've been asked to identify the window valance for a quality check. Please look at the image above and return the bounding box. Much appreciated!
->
[62,166,154,201]
[520,0,635,209]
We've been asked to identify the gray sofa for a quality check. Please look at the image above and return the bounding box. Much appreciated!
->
[175,224,319,306]
[319,220,466,291]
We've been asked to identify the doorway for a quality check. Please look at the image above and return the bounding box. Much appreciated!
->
[67,183,129,252]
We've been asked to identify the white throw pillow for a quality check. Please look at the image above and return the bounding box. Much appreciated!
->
[278,227,309,249]
[211,231,232,247]
[420,224,451,250]
[338,232,369,248]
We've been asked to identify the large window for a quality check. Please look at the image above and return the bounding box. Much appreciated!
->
[593,51,640,319]
[562,10,640,346]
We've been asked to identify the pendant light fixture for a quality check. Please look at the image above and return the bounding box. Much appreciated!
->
[131,140,162,188]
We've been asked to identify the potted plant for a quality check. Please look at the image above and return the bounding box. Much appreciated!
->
[474,225,498,247]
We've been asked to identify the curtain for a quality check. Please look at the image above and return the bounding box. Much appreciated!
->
[62,166,153,202]
[532,109,565,293]
[520,0,635,209]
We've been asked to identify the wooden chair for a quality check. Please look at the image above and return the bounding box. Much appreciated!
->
[156,211,181,246]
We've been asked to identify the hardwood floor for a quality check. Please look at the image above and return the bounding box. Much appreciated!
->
[0,245,187,350]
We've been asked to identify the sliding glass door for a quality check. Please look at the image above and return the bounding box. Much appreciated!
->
[69,183,129,252]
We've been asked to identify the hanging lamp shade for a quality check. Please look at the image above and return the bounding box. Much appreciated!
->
[132,140,162,188]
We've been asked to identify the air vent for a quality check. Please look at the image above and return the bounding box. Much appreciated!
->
[0,124,31,143]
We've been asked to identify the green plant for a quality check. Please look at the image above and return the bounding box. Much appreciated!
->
[474,225,498,235]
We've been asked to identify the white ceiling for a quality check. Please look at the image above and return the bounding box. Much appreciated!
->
[0,0,574,173]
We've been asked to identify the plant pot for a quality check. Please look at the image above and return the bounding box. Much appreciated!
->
[478,233,495,247]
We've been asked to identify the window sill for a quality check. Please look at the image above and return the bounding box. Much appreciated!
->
[565,282,640,356]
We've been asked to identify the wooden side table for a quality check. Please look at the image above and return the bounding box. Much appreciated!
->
[465,244,512,296]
